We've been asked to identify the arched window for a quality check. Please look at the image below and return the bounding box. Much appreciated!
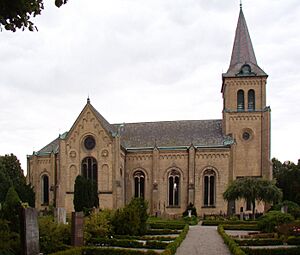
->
[133,171,145,198]
[237,90,245,111]
[81,157,98,185]
[168,170,180,206]
[248,89,255,111]
[203,169,216,207]
[41,174,49,205]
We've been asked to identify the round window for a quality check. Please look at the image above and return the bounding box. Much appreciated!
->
[242,132,250,141]
[84,136,96,150]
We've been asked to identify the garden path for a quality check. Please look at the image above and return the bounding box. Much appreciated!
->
[175,225,231,255]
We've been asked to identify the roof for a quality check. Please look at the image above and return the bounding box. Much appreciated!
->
[115,119,232,149]
[223,7,266,78]
[36,137,60,155]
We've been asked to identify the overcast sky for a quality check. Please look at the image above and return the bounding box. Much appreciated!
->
[0,0,300,173]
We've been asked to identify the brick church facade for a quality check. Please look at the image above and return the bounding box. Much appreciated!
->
[27,7,272,216]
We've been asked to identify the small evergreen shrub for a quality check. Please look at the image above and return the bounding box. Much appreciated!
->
[242,247,300,255]
[258,211,294,233]
[234,238,283,246]
[182,203,197,217]
[287,236,300,245]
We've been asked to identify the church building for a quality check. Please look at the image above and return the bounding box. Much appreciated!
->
[27,7,272,216]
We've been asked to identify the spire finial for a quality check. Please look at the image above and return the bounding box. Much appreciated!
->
[87,96,90,104]
[240,0,242,9]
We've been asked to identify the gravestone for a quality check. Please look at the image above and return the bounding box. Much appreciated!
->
[55,207,66,224]
[20,207,40,255]
[71,212,84,247]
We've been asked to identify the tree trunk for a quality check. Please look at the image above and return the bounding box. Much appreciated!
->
[252,200,256,220]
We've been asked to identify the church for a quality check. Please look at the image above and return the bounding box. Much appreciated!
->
[27,6,272,216]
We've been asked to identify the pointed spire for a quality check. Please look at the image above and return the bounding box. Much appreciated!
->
[229,7,257,68]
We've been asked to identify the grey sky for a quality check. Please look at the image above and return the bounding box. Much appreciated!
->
[0,0,300,172]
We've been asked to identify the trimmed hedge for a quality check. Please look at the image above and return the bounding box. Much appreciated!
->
[222,224,259,231]
[50,247,158,255]
[88,238,168,249]
[149,222,185,230]
[161,224,189,255]
[146,229,180,235]
[114,235,176,241]
[242,247,300,255]
[287,236,300,245]
[203,220,257,226]
[235,238,283,246]
[217,225,246,255]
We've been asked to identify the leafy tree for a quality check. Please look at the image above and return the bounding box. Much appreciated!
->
[258,210,294,233]
[0,0,67,32]
[223,177,282,219]
[0,154,35,207]
[73,175,99,213]
[273,158,300,205]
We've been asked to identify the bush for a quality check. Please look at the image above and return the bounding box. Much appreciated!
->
[111,198,148,236]
[149,222,185,230]
[114,235,176,241]
[202,220,257,226]
[39,216,71,254]
[49,248,82,255]
[83,247,157,255]
[287,236,300,245]
[242,247,300,255]
[84,210,112,243]
[0,219,20,255]
[146,229,180,235]
[182,203,197,217]
[272,200,300,219]
[258,211,294,233]
[183,215,198,225]
[222,224,259,231]
[217,225,246,255]
[234,238,283,246]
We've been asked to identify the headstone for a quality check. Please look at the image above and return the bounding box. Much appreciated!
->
[188,210,192,218]
[281,205,288,214]
[20,207,40,255]
[55,207,66,224]
[71,212,84,247]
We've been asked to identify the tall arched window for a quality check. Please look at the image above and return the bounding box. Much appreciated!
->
[134,171,145,198]
[248,89,255,111]
[81,157,98,185]
[203,169,216,207]
[237,90,245,111]
[168,170,180,206]
[41,174,49,205]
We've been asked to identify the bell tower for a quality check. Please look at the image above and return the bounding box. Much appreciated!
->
[222,6,271,180]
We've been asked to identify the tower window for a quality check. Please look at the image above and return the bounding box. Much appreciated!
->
[237,90,245,111]
[168,170,180,206]
[248,89,255,111]
[134,171,145,198]
[41,174,49,205]
[203,169,216,207]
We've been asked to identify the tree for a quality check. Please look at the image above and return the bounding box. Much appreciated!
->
[0,154,35,207]
[223,177,282,219]
[73,175,99,213]
[273,158,300,205]
[0,0,67,32]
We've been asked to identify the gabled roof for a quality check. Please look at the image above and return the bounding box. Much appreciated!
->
[115,119,232,149]
[223,7,267,78]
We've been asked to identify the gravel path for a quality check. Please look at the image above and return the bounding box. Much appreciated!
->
[175,225,231,255]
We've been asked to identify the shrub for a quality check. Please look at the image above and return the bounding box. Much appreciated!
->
[49,247,82,255]
[272,200,300,219]
[222,224,259,231]
[242,247,300,255]
[83,247,157,255]
[234,238,283,246]
[146,229,180,235]
[182,203,197,217]
[39,216,71,254]
[217,225,246,255]
[258,211,294,233]
[149,222,185,230]
[0,219,20,254]
[202,220,257,226]
[183,215,198,225]
[111,198,148,236]
[84,209,112,243]
[287,236,300,245]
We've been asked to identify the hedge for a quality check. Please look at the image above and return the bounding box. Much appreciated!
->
[88,238,168,249]
[217,225,246,255]
[50,247,158,255]
[161,224,189,255]
[287,236,300,245]
[114,235,176,241]
[222,224,259,231]
[234,238,283,246]
[203,220,257,226]
[149,222,186,230]
[242,247,300,255]
[146,229,180,235]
